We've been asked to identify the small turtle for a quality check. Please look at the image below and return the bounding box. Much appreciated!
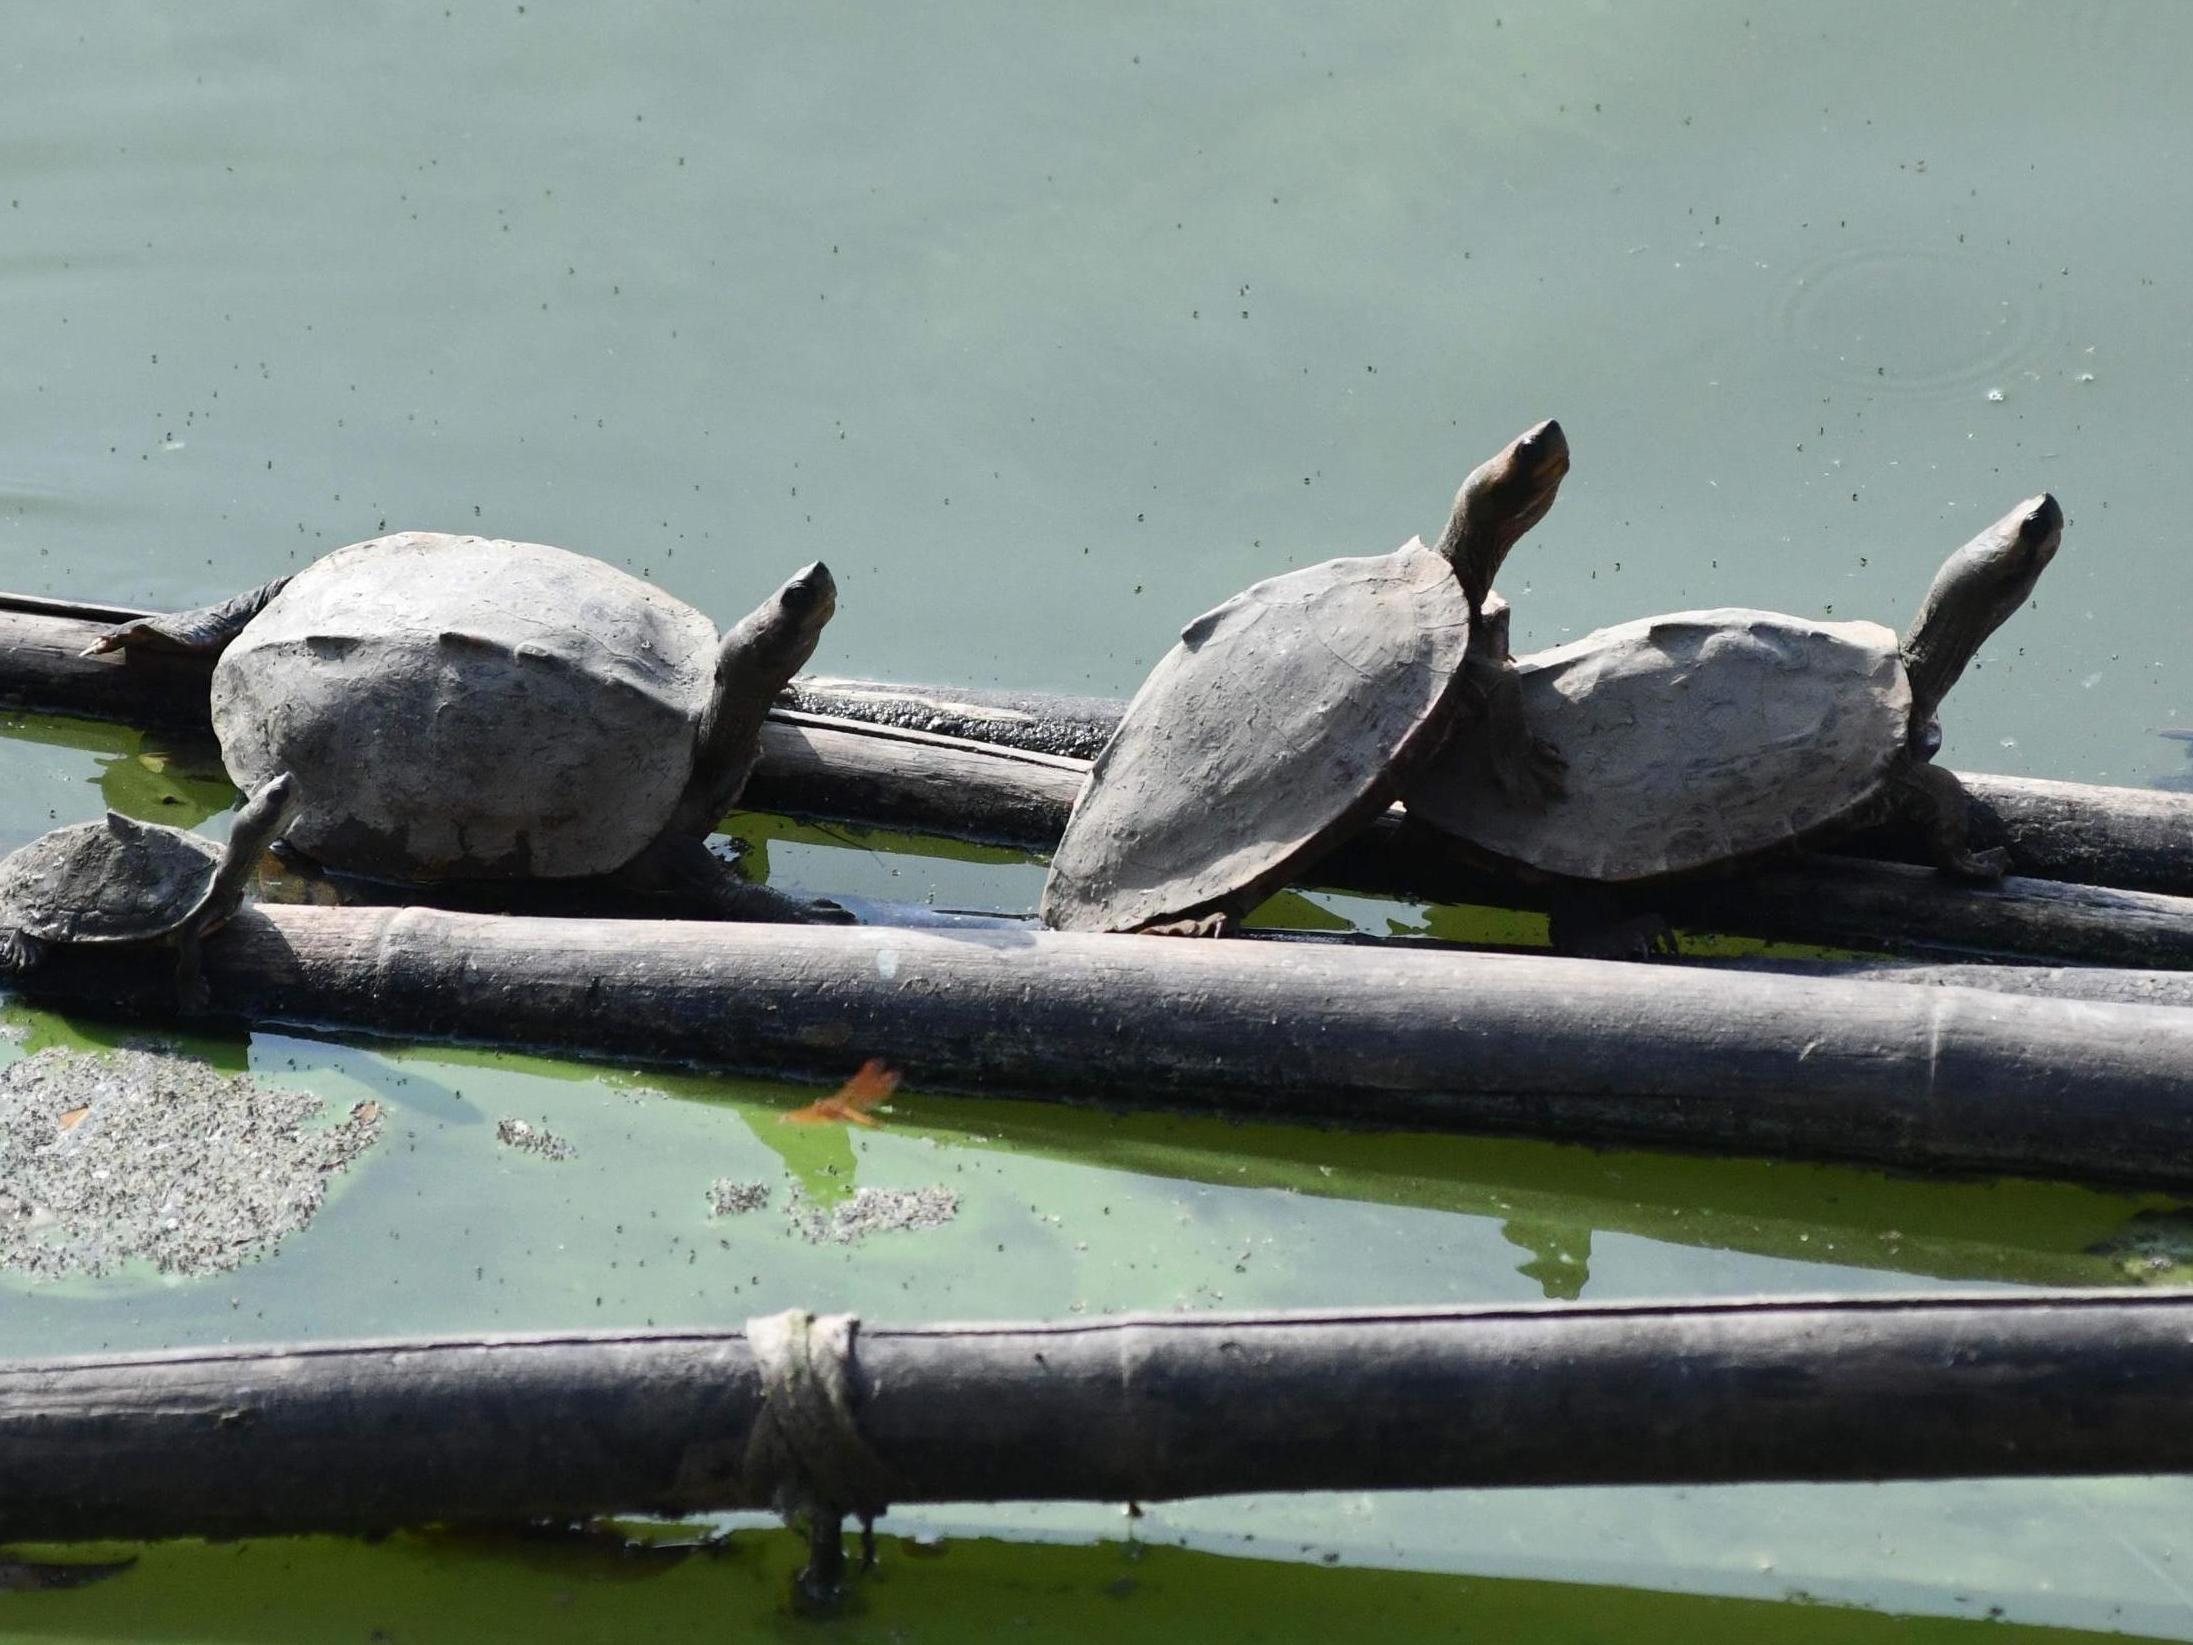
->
[85,534,845,922]
[1405,493,2063,903]
[1041,421,1569,934]
[0,772,298,1005]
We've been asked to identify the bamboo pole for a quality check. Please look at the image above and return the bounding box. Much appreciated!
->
[2,1291,2192,1542]
[786,674,2193,899]
[1694,957,2193,1010]
[18,906,2193,1189]
[8,595,2193,967]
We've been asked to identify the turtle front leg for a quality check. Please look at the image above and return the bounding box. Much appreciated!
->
[171,931,211,1015]
[1889,759,2010,882]
[1466,648,1566,806]
[81,576,293,659]
[0,928,48,975]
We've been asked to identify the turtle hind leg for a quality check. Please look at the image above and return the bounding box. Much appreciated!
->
[81,576,292,659]
[621,835,855,925]
[1890,760,2010,882]
[1545,883,1674,960]
[1137,909,1234,938]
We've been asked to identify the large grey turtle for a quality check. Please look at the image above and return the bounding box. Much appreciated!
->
[0,772,298,1005]
[1405,493,2063,896]
[1041,421,1569,934]
[85,534,844,922]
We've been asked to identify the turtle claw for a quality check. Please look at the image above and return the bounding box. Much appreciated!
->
[0,928,46,975]
[1940,845,2011,884]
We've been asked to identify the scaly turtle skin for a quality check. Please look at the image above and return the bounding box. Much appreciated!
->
[1405,493,2063,895]
[1041,421,1569,935]
[0,772,298,1005]
[85,535,846,923]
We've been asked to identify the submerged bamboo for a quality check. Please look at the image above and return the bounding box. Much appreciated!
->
[18,905,2193,1188]
[3,1291,2192,1541]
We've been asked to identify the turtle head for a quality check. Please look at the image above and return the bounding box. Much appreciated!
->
[775,560,839,639]
[1901,493,2062,734]
[741,561,837,686]
[713,561,839,709]
[674,564,841,835]
[228,772,302,861]
[1434,419,1570,615]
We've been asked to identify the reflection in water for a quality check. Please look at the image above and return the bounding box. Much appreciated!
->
[18,1526,2167,1645]
[1501,1216,1593,1300]
[2151,732,2193,794]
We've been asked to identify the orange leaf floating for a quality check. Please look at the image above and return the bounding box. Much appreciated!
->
[781,1058,900,1127]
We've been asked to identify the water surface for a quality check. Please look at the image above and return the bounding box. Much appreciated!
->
[6,2,2193,1636]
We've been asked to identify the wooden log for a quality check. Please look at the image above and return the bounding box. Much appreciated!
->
[10,595,2193,967]
[18,905,2193,1189]
[4,1291,2193,1541]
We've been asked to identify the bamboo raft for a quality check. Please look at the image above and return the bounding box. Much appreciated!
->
[8,588,2193,1190]
[7,593,2193,969]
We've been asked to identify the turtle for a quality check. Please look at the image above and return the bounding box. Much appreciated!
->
[83,534,847,922]
[1040,420,1570,935]
[1403,492,2064,924]
[0,771,299,1006]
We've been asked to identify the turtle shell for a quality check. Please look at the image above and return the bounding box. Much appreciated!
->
[0,814,218,943]
[210,533,718,880]
[1041,539,1474,932]
[1405,609,1912,881]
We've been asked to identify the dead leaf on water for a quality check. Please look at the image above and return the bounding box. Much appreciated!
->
[782,1058,900,1128]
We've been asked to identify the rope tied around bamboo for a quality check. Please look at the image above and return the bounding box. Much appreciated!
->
[741,1310,901,1552]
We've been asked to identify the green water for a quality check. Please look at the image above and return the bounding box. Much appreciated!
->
[7,2,2193,1638]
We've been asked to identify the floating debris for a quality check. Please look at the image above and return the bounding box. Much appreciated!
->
[494,1117,575,1162]
[781,1058,899,1127]
[706,1178,771,1216]
[785,1184,958,1245]
[0,1048,381,1280]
